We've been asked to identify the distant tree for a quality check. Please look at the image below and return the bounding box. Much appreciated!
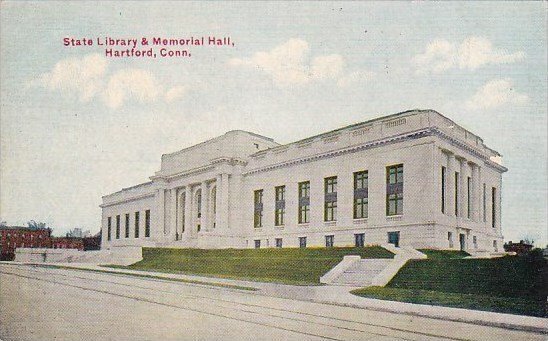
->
[520,234,536,247]
[27,220,48,230]
[0,220,6,228]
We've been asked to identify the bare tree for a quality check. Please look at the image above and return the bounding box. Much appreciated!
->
[27,220,48,230]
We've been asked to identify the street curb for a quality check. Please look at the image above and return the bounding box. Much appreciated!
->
[292,296,548,334]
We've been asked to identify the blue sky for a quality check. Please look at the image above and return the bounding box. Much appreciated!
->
[1,1,546,244]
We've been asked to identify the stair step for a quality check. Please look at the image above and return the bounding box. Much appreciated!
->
[328,259,394,286]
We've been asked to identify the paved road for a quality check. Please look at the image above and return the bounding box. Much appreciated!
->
[0,264,544,341]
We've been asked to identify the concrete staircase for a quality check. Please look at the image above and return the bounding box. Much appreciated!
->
[330,259,393,286]
[320,244,427,287]
[466,249,515,258]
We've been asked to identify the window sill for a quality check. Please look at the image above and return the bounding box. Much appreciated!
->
[353,218,368,224]
[386,215,403,221]
[274,226,285,229]
[298,223,310,228]
[324,221,336,227]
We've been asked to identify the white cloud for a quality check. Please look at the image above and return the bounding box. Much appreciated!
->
[458,37,525,70]
[414,36,525,73]
[164,85,187,102]
[33,54,187,109]
[337,70,375,88]
[465,78,529,110]
[311,54,344,80]
[413,39,457,74]
[102,69,163,109]
[34,53,108,102]
[229,38,344,87]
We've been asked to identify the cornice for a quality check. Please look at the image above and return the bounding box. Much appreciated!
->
[150,157,247,183]
[431,128,507,173]
[151,164,216,182]
[243,127,507,176]
[100,192,155,208]
[243,128,432,176]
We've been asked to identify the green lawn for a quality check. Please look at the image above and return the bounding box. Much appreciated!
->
[107,246,394,285]
[352,251,547,317]
[417,249,470,260]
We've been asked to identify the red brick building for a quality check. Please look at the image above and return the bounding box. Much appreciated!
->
[0,226,52,260]
[0,226,85,260]
[50,237,84,251]
[504,240,534,255]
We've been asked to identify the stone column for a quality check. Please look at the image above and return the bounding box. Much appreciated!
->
[477,167,483,225]
[471,164,480,222]
[156,188,165,239]
[459,158,466,220]
[496,178,502,231]
[201,181,209,232]
[215,175,222,228]
[170,188,178,240]
[221,173,230,229]
[445,153,455,217]
[185,186,194,238]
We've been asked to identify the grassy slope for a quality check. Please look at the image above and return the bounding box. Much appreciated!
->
[416,249,470,260]
[352,251,547,317]
[113,246,394,285]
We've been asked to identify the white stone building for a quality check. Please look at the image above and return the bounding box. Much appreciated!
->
[100,109,506,252]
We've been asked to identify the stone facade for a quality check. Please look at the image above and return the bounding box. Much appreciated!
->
[100,109,506,252]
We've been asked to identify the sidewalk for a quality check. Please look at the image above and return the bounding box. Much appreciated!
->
[6,261,547,334]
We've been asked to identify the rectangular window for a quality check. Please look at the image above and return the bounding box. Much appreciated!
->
[467,177,471,219]
[388,231,400,247]
[298,181,310,224]
[275,238,283,248]
[355,233,365,247]
[483,184,487,222]
[441,166,446,213]
[107,217,112,241]
[386,165,403,216]
[493,240,498,252]
[454,172,459,216]
[115,215,120,239]
[299,237,307,248]
[473,236,477,249]
[492,187,496,228]
[275,185,285,201]
[324,176,337,221]
[448,232,453,248]
[299,181,310,198]
[325,235,334,247]
[254,239,261,249]
[275,186,286,226]
[125,213,130,238]
[145,210,150,237]
[254,190,263,228]
[324,201,337,222]
[354,171,369,219]
[134,211,140,238]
